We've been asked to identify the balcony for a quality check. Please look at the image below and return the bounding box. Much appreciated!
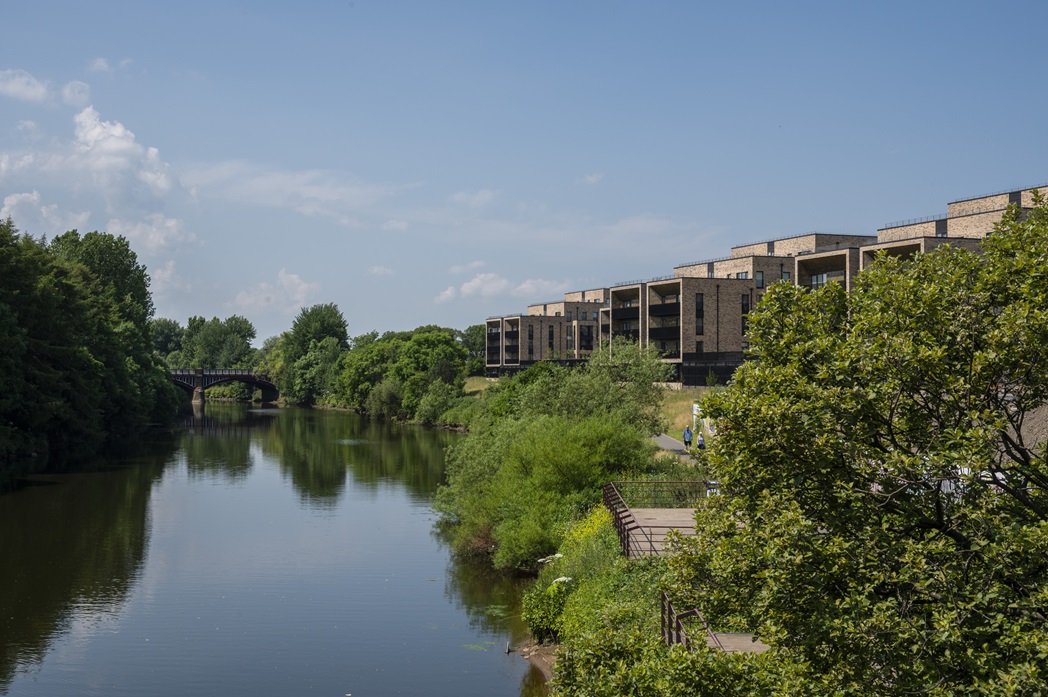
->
[648,302,680,317]
[648,326,680,340]
[504,330,519,340]
[613,330,640,341]
[611,307,640,320]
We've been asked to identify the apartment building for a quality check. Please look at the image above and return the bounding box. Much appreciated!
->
[599,274,756,384]
[482,183,1046,385]
[485,288,608,376]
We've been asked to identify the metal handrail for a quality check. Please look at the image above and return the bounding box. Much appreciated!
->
[879,213,947,230]
[661,592,723,651]
[949,183,1047,205]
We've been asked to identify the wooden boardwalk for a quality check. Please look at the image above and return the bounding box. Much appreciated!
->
[627,508,697,555]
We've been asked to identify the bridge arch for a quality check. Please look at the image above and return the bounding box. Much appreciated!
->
[170,369,279,404]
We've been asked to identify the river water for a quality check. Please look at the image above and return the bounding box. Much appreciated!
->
[0,405,545,697]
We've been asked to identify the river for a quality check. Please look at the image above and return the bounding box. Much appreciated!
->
[0,404,546,696]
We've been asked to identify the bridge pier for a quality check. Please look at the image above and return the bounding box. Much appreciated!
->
[192,369,205,404]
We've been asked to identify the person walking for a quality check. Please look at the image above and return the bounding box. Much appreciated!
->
[682,426,693,450]
[697,433,705,450]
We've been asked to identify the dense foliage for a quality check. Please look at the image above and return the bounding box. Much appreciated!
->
[654,196,1048,695]
[331,325,472,420]
[0,221,178,485]
[435,341,675,571]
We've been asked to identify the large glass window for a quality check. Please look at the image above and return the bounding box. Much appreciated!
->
[756,271,764,288]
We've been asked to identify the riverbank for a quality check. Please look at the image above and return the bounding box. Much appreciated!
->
[516,641,558,684]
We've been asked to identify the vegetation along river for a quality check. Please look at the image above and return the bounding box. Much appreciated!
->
[0,404,546,696]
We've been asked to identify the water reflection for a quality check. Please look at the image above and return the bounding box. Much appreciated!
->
[0,405,543,696]
[0,444,172,692]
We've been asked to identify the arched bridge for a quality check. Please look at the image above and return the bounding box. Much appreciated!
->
[170,369,279,404]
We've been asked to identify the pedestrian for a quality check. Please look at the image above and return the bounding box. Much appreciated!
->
[697,433,705,450]
[682,426,692,450]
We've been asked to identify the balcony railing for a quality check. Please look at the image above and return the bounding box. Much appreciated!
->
[611,307,640,320]
[649,326,680,340]
[648,301,681,317]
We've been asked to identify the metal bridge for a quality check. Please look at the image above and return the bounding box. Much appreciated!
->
[169,369,279,404]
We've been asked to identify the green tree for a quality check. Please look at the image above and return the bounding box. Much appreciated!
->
[435,341,670,570]
[177,315,256,369]
[667,196,1048,694]
[459,323,486,376]
[0,221,177,483]
[149,317,184,361]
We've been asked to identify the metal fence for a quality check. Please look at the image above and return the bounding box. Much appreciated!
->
[661,592,721,651]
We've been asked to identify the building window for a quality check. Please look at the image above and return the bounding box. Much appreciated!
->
[756,271,764,288]
[566,311,573,322]
[811,273,827,290]
[696,341,704,355]
[548,325,554,349]
[783,271,792,282]
[695,293,704,336]
[528,324,534,340]
[737,271,748,280]
[742,294,750,334]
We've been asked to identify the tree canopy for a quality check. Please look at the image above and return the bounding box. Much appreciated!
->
[665,196,1048,694]
[0,221,177,485]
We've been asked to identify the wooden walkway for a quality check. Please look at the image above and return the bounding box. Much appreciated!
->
[627,508,697,555]
[603,482,708,558]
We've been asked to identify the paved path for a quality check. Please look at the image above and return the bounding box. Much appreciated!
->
[654,433,688,456]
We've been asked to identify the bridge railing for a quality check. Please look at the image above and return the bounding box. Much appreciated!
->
[170,369,266,375]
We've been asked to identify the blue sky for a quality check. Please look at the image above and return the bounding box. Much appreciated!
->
[2,1,1046,343]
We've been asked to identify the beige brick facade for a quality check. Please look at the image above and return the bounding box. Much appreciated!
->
[484,181,1046,384]
[946,210,1005,238]
[877,220,939,242]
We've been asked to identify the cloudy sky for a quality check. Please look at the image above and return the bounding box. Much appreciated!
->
[2,1,1047,342]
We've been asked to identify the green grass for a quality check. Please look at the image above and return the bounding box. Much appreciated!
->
[464,375,496,397]
[659,386,718,437]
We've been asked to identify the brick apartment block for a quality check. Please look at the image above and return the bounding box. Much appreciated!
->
[484,184,1046,385]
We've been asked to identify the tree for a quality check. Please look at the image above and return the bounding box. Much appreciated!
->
[668,195,1048,694]
[287,303,348,359]
[150,317,184,361]
[177,315,256,369]
[459,324,486,376]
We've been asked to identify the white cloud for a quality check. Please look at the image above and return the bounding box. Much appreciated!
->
[460,272,510,298]
[183,161,398,222]
[231,269,319,315]
[434,286,457,303]
[381,219,408,231]
[150,259,188,295]
[450,189,496,208]
[16,120,42,139]
[106,214,195,254]
[1,191,90,234]
[0,69,49,102]
[88,58,111,73]
[575,172,604,185]
[369,265,394,276]
[62,80,90,107]
[449,260,485,274]
[511,278,572,298]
